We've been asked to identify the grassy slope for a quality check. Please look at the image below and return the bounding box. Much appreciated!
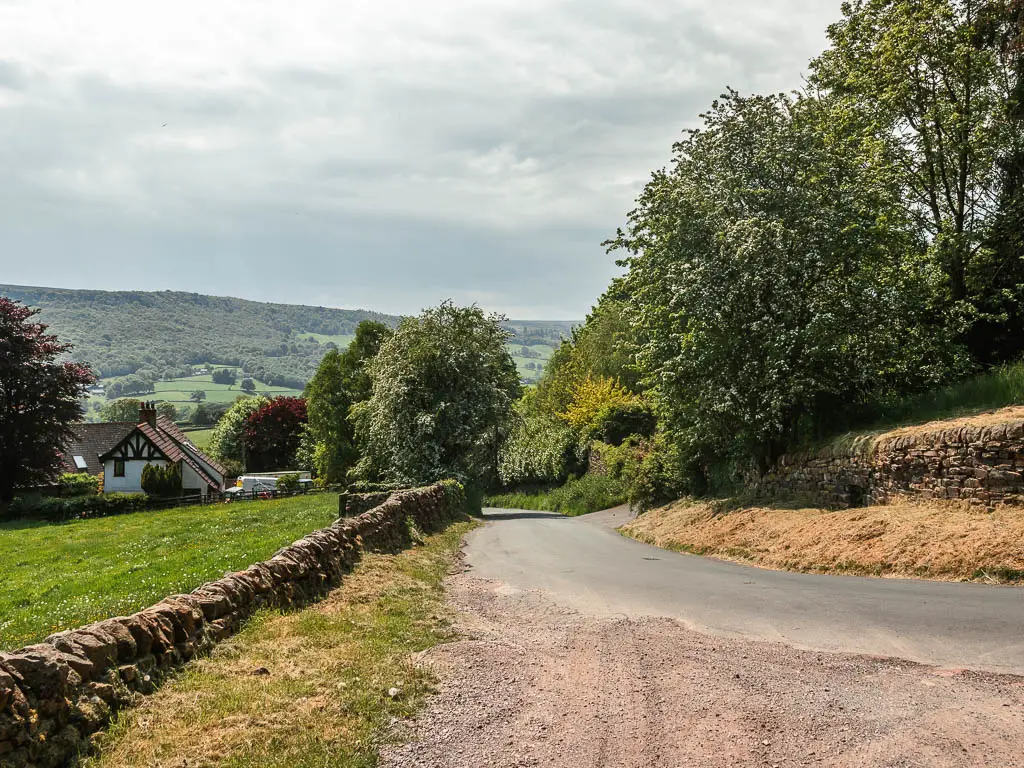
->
[486,474,626,517]
[87,521,475,768]
[821,361,1024,450]
[623,498,1024,583]
[0,494,339,650]
[179,427,215,451]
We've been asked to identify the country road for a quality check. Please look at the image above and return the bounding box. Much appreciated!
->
[467,506,1024,675]
[384,508,1024,768]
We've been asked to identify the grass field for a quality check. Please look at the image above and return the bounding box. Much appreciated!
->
[505,342,556,384]
[87,370,303,417]
[296,332,355,348]
[87,521,474,768]
[179,427,215,451]
[0,494,339,651]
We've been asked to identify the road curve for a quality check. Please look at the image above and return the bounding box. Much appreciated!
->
[466,507,1024,675]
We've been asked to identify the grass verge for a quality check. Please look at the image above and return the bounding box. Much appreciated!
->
[0,494,339,650]
[486,473,626,516]
[85,520,476,768]
[622,498,1024,583]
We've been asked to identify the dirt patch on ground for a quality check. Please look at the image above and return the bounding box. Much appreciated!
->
[382,572,1024,768]
[621,498,1024,582]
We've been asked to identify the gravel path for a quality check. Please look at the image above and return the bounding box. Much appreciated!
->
[382,570,1024,767]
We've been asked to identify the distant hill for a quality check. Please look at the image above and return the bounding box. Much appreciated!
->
[1,285,575,388]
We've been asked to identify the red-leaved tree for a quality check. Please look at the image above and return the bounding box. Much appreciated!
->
[242,396,308,472]
[0,298,95,501]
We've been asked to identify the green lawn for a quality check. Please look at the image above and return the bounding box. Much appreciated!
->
[88,521,476,768]
[0,494,339,651]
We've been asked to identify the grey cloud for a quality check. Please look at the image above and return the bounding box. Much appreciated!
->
[0,0,844,318]
[0,60,29,89]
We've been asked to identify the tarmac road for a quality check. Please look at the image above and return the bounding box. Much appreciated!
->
[465,506,1024,675]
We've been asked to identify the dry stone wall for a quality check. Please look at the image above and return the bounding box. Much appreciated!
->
[340,491,394,518]
[752,420,1024,509]
[0,484,457,768]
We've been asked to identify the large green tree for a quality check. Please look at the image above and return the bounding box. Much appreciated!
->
[609,91,954,471]
[208,395,269,466]
[303,321,392,483]
[356,302,520,487]
[0,298,95,501]
[810,0,1023,361]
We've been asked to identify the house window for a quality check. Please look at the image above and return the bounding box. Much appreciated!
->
[113,459,126,478]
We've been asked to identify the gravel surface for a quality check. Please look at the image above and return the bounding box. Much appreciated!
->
[382,566,1024,768]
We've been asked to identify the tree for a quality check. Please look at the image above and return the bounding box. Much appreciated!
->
[0,298,95,501]
[303,350,355,484]
[356,302,520,487]
[191,404,215,426]
[190,390,207,403]
[303,320,393,483]
[243,397,308,472]
[208,395,269,465]
[240,377,256,393]
[211,368,238,386]
[608,91,955,473]
[810,0,1020,359]
[969,0,1024,363]
[141,462,182,497]
[341,320,394,402]
[100,398,144,423]
[157,402,177,421]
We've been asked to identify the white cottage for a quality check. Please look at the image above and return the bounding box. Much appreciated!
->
[63,403,227,498]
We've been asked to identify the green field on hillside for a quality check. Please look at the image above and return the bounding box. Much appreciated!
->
[0,494,339,651]
[179,427,216,451]
[141,374,302,405]
[295,332,355,348]
[86,368,304,420]
[506,342,556,384]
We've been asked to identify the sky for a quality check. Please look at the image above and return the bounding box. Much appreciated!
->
[0,0,843,320]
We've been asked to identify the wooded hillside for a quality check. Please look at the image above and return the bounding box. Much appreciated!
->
[1,285,574,388]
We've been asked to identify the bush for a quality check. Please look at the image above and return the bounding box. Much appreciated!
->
[1,493,148,522]
[499,412,583,486]
[486,473,627,517]
[347,480,409,494]
[276,473,301,493]
[141,463,183,497]
[598,436,692,512]
[218,458,245,479]
[439,478,477,515]
[589,401,657,446]
[56,472,100,497]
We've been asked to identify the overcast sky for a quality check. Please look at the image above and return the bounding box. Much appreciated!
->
[0,0,842,319]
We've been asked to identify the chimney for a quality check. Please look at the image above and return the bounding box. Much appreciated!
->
[140,401,157,428]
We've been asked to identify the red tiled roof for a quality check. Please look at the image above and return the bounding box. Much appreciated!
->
[79,417,226,492]
[61,423,136,476]
[136,422,222,491]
